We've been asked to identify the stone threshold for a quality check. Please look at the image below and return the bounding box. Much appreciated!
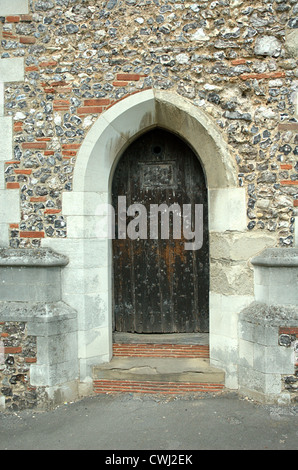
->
[113,332,209,345]
[93,356,225,395]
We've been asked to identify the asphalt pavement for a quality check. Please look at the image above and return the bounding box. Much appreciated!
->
[0,391,297,451]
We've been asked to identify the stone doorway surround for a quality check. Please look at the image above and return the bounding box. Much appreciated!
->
[40,89,277,396]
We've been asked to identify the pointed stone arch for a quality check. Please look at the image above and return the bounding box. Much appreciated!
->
[72,89,238,193]
[43,89,264,393]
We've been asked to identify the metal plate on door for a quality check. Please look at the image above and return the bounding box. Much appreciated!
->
[140,161,176,189]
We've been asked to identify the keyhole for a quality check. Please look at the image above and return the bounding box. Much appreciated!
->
[153,145,162,155]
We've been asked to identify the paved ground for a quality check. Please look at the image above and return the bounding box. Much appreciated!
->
[0,391,297,451]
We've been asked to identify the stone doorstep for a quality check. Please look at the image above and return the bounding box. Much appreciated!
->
[93,357,225,383]
[93,333,224,394]
[93,357,225,395]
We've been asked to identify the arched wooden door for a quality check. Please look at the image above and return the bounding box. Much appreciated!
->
[112,128,209,333]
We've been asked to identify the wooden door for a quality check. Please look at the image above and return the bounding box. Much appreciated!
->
[112,129,209,333]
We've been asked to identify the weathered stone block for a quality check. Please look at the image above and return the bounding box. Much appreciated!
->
[254,36,282,57]
[0,248,68,303]
[238,300,298,403]
[252,248,298,306]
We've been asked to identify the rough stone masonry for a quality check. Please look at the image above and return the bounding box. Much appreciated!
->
[0,0,298,410]
[1,0,297,248]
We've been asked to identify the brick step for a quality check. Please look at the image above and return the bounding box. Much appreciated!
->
[93,356,225,396]
[113,343,209,358]
[94,379,225,395]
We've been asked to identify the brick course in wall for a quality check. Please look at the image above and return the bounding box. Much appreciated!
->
[0,0,297,248]
[279,327,298,398]
[112,343,210,358]
[0,321,38,410]
[93,379,225,395]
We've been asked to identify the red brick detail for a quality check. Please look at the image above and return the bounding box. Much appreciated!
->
[5,347,22,354]
[62,150,77,157]
[25,66,39,72]
[294,200,298,207]
[19,36,36,44]
[280,164,293,170]
[240,71,285,81]
[44,151,55,156]
[50,81,69,87]
[231,59,247,65]
[94,379,224,395]
[6,16,20,22]
[30,196,47,202]
[116,73,145,81]
[25,357,37,363]
[14,122,23,131]
[20,15,33,22]
[43,88,56,94]
[1,332,9,337]
[279,327,298,336]
[6,182,20,189]
[105,88,152,111]
[9,223,19,229]
[84,98,111,106]
[14,169,32,175]
[281,180,298,186]
[41,81,69,92]
[113,81,128,87]
[56,87,72,93]
[44,209,61,214]
[22,142,47,150]
[62,143,81,149]
[39,60,57,68]
[2,32,18,39]
[53,99,70,109]
[5,161,20,165]
[113,343,209,358]
[77,106,103,114]
[20,231,45,238]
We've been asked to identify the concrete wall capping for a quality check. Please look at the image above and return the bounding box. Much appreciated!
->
[0,247,69,267]
[240,301,298,328]
[0,300,77,323]
[251,248,298,268]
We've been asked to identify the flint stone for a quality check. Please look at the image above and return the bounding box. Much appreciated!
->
[279,334,292,347]
[288,18,298,29]
[34,0,54,11]
[224,111,252,121]
[191,28,209,41]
